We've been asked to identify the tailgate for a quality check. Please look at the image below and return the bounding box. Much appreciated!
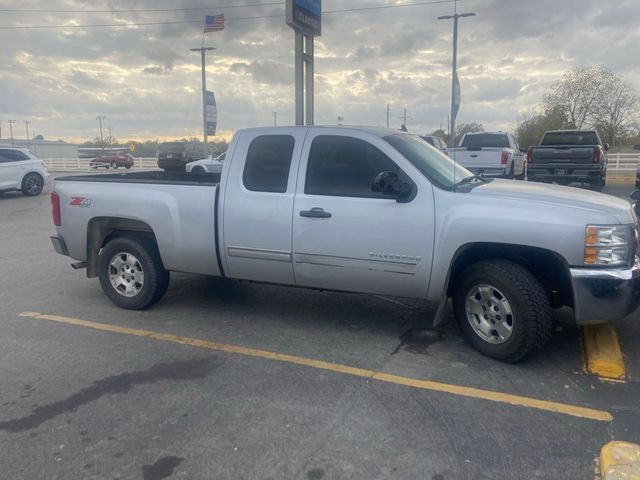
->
[451,148,504,169]
[532,146,595,164]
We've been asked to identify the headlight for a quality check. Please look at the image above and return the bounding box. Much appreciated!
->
[584,225,633,266]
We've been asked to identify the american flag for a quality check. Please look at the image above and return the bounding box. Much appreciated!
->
[204,14,225,33]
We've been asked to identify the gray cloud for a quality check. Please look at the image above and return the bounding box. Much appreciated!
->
[0,0,638,140]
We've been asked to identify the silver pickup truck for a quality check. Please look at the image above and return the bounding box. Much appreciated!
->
[50,126,640,362]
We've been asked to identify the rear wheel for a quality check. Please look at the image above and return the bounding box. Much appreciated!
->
[98,236,170,310]
[453,259,552,362]
[191,166,206,174]
[111,162,118,169]
[21,172,44,196]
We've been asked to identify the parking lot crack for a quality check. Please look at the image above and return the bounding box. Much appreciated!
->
[0,356,217,433]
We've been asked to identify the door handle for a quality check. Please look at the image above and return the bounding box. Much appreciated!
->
[300,207,332,218]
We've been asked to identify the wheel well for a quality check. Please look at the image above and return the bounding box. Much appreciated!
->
[446,243,574,309]
[86,217,157,278]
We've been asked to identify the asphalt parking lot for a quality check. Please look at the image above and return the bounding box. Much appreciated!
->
[1,174,639,480]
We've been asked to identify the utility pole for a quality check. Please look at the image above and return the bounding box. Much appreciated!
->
[438,5,475,147]
[190,47,216,154]
[403,108,407,129]
[8,120,16,147]
[108,126,113,147]
[386,104,390,128]
[96,115,105,151]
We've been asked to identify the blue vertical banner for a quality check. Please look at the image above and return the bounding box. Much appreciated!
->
[205,91,217,136]
[453,71,461,121]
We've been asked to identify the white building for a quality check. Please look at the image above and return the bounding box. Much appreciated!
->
[0,139,79,159]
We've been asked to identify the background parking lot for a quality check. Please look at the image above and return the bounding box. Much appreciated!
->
[1,174,639,480]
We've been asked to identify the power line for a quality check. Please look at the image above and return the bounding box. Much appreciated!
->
[0,2,282,14]
[0,0,460,30]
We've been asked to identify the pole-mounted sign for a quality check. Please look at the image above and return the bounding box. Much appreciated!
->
[205,91,217,136]
[286,0,321,36]
[287,0,321,126]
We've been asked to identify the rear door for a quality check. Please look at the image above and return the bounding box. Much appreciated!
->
[0,149,27,190]
[221,128,307,284]
[292,130,434,298]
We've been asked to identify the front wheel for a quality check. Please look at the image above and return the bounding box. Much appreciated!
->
[111,162,118,169]
[453,259,552,362]
[21,172,44,196]
[98,236,170,310]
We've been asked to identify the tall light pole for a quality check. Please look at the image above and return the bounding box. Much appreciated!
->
[438,9,475,147]
[24,120,31,146]
[96,115,106,151]
[190,47,216,155]
[8,120,16,147]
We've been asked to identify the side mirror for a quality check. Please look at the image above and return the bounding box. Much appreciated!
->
[372,171,415,203]
[630,190,640,201]
[604,143,610,151]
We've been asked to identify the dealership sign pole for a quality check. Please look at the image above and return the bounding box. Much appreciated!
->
[287,0,321,126]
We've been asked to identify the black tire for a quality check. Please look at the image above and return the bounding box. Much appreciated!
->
[452,259,552,362]
[192,166,205,174]
[125,165,132,169]
[111,162,118,169]
[21,172,44,196]
[98,236,170,310]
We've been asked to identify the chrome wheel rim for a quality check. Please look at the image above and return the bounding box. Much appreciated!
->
[108,252,144,297]
[25,175,43,194]
[465,284,514,344]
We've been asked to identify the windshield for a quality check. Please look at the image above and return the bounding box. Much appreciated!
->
[384,134,474,189]
[461,133,509,149]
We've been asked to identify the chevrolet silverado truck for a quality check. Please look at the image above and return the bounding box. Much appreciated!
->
[50,126,640,362]
[448,132,526,179]
[527,130,609,190]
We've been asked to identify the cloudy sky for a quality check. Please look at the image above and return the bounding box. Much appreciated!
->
[1,0,639,142]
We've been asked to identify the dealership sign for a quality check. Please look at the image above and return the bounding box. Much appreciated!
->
[286,0,321,36]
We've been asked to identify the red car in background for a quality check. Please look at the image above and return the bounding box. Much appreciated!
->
[90,153,135,170]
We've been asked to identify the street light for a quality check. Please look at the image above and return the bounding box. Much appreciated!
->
[438,11,475,147]
[190,47,216,154]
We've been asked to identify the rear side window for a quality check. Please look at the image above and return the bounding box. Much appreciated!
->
[243,135,295,193]
[305,135,400,198]
[0,149,28,162]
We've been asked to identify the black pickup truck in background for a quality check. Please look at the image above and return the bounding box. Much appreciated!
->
[527,130,609,190]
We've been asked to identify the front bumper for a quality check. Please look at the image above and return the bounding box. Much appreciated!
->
[50,235,69,256]
[570,257,640,323]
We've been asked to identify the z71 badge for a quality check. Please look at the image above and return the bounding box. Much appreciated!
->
[70,197,92,208]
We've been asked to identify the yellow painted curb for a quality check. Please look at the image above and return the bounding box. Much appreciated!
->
[583,323,625,380]
[600,441,640,480]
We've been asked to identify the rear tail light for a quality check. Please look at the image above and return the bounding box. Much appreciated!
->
[501,150,509,165]
[593,149,601,163]
[527,147,533,163]
[51,192,61,226]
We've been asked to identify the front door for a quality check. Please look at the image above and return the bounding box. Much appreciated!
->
[292,130,435,298]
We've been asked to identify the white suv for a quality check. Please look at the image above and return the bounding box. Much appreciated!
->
[0,147,50,196]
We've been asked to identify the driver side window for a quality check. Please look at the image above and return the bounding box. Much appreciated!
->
[305,135,406,198]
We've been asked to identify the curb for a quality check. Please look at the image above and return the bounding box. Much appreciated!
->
[600,441,640,479]
[582,323,625,380]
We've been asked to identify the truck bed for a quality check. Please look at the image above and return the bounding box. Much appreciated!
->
[55,171,221,186]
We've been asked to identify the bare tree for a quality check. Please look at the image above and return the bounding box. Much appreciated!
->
[543,66,614,129]
[594,74,639,147]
